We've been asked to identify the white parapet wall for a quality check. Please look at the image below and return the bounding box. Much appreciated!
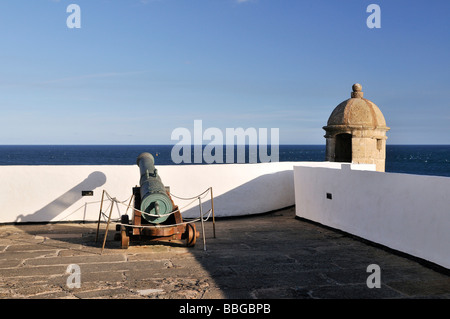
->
[0,161,344,224]
[294,164,450,269]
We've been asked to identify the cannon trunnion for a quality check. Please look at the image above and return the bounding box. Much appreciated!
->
[116,152,198,249]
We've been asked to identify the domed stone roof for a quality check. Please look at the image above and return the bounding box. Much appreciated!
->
[325,84,388,129]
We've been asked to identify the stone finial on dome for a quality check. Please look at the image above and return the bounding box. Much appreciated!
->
[351,83,363,98]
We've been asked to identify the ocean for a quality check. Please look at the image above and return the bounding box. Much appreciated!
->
[0,145,449,177]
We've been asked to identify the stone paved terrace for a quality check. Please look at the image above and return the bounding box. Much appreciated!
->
[0,207,449,300]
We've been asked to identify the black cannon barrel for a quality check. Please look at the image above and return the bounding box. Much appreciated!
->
[136,152,173,224]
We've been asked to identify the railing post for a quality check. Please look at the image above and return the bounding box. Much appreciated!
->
[101,197,115,254]
[199,196,206,251]
[95,190,105,243]
[210,187,216,238]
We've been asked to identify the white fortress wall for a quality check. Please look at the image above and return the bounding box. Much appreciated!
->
[294,164,450,269]
[4,162,445,269]
[0,161,356,224]
[0,165,135,224]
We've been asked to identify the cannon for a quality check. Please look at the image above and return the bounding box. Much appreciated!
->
[116,152,199,249]
[137,152,173,224]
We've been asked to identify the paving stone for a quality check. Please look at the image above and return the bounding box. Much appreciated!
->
[0,265,67,278]
[0,250,59,261]
[5,244,57,252]
[386,278,450,297]
[23,253,126,266]
[72,287,131,299]
[309,283,404,299]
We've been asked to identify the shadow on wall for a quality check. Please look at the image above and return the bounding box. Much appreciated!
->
[179,169,295,218]
[15,171,107,223]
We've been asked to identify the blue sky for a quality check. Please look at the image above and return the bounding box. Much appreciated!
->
[0,0,449,145]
